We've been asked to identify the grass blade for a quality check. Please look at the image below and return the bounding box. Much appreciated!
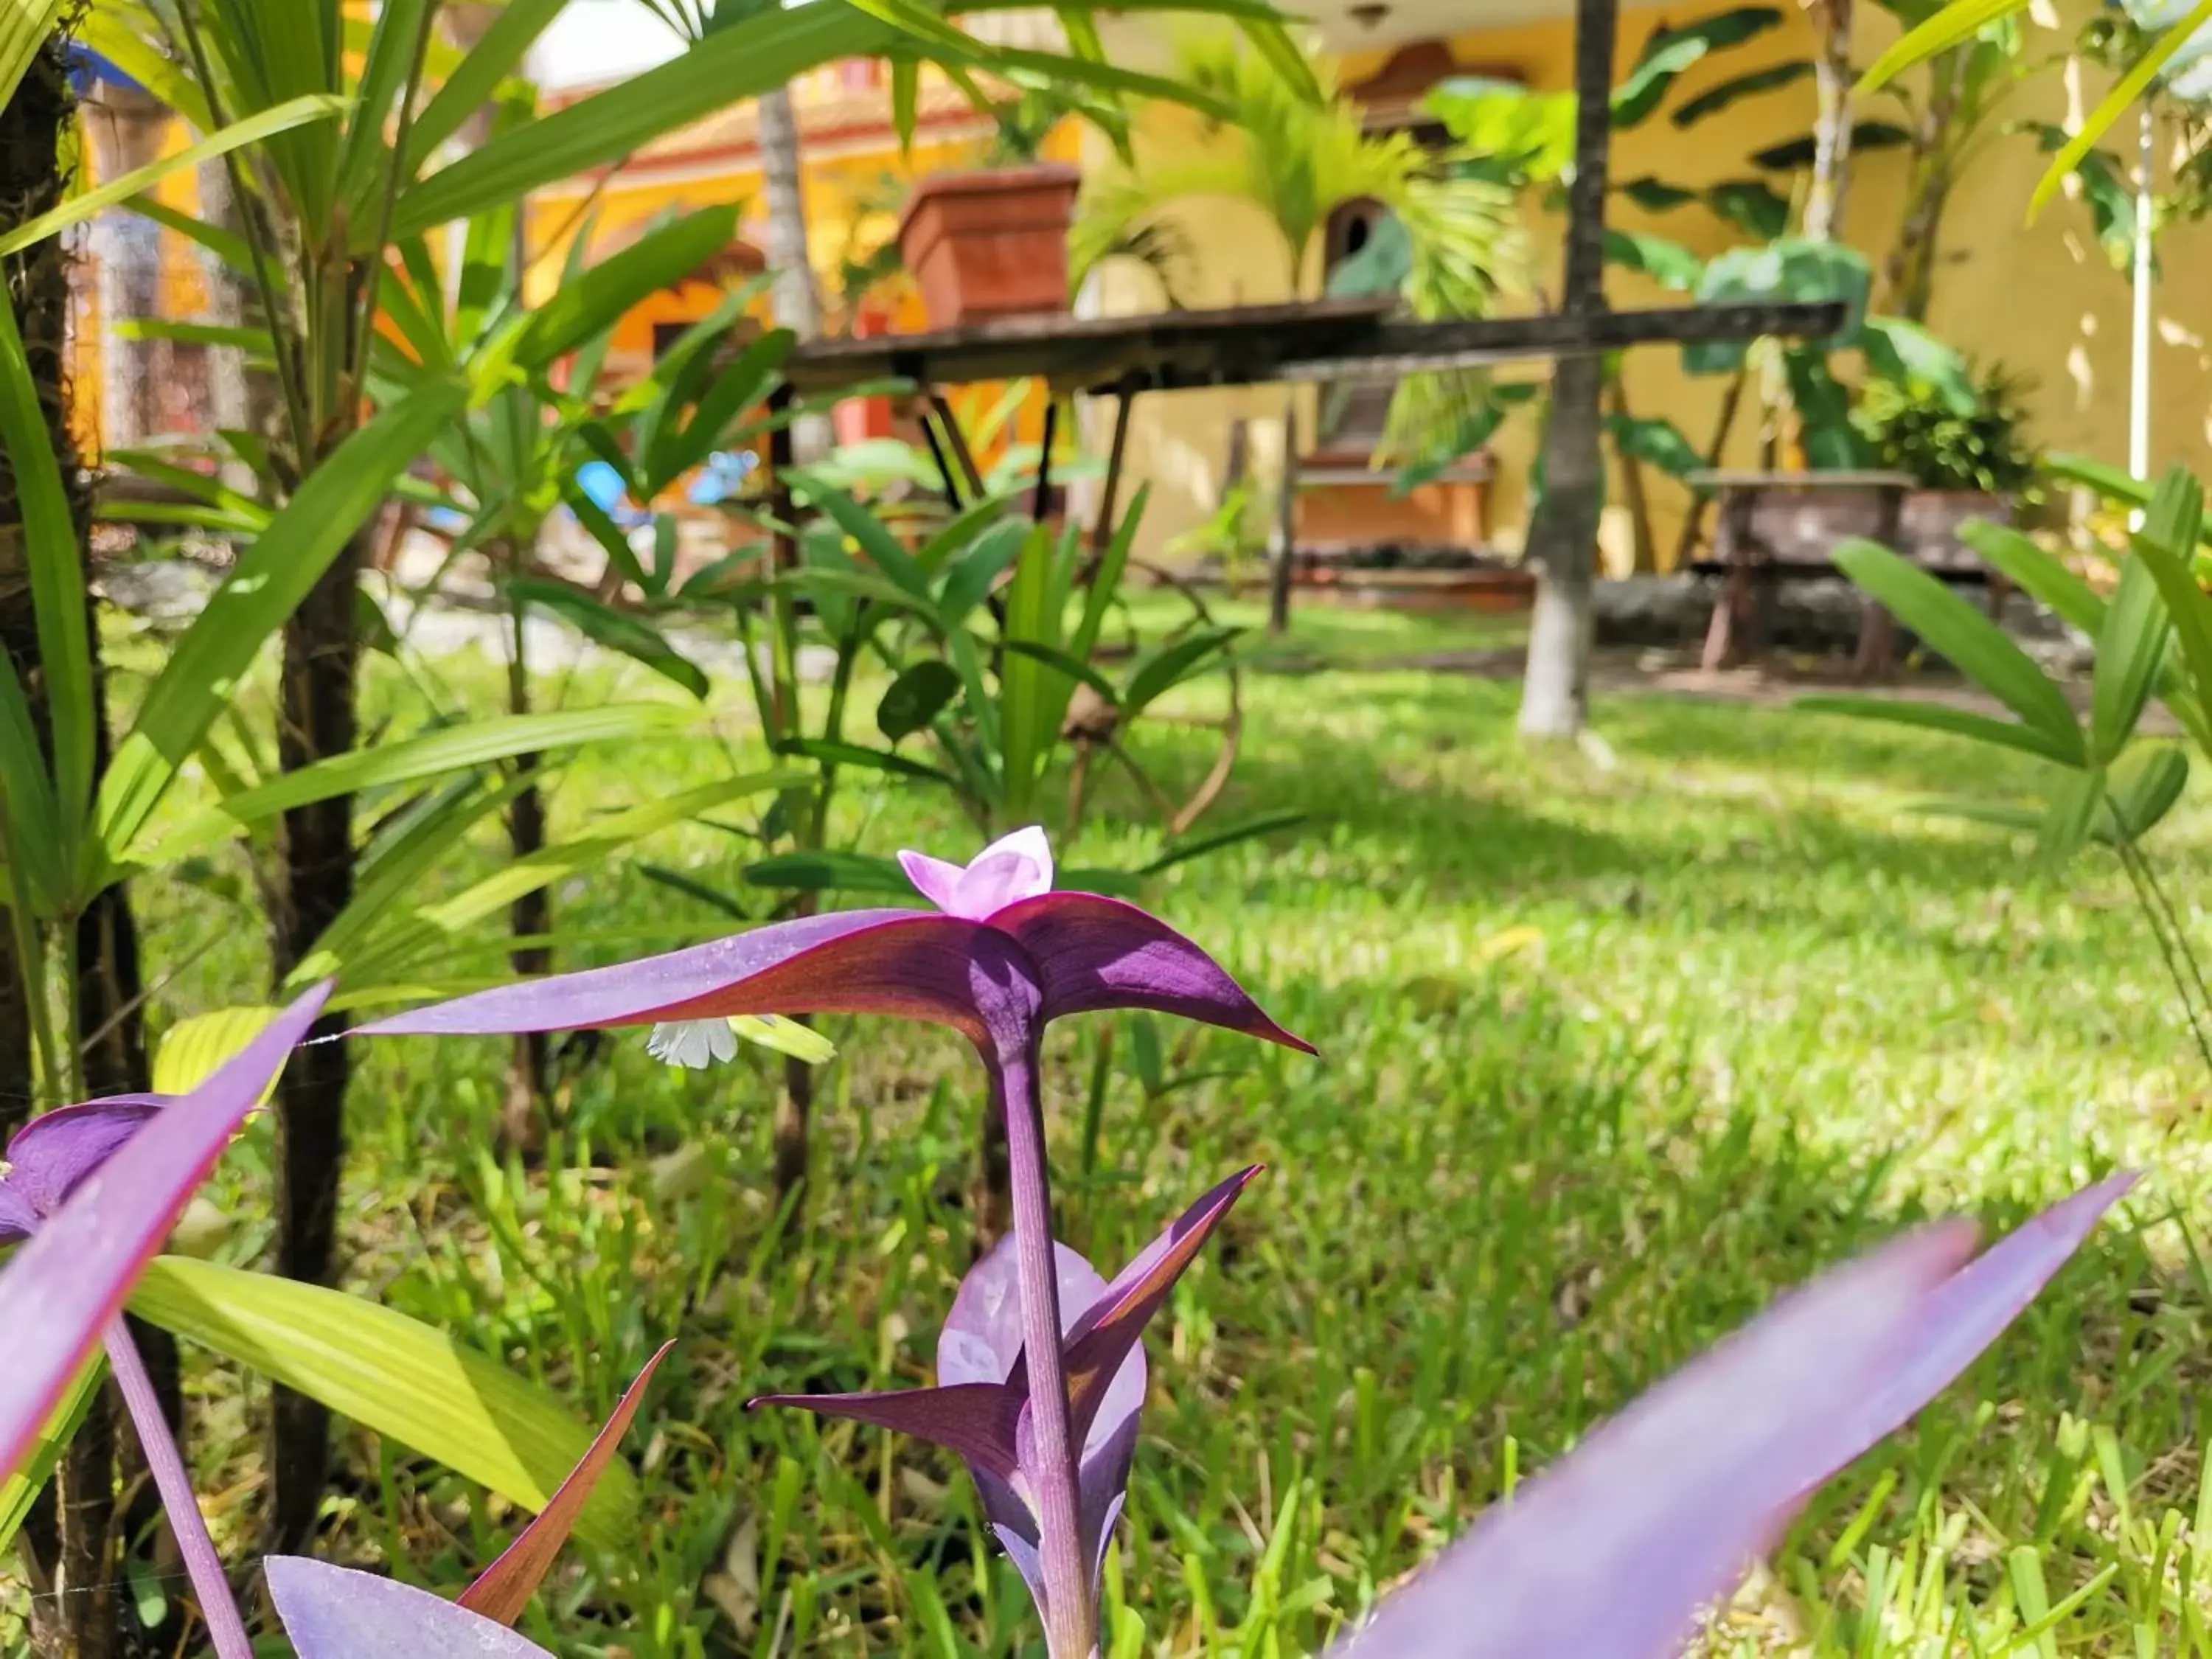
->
[1832,537,2083,764]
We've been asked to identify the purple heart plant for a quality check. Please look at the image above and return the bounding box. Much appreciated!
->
[0,830,2146,1659]
[0,987,331,1659]
[349,826,2138,1658]
[356,825,1312,1656]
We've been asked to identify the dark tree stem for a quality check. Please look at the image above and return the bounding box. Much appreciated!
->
[4,33,161,1656]
[503,544,549,1155]
[268,531,369,1553]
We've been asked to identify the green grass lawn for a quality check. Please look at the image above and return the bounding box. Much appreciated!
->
[39,604,2212,1655]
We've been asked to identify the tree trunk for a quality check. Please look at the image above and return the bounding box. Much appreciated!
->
[83,83,168,452]
[1265,395,1299,633]
[1877,49,1966,321]
[7,44,164,1658]
[0,35,72,1144]
[1804,0,1856,245]
[1518,0,1618,740]
[759,84,832,465]
[268,532,367,1554]
[760,81,831,1216]
[502,554,548,1155]
[0,43,111,1659]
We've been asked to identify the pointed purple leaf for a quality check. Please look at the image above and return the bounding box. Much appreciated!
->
[1823,1172,2138,1478]
[266,1557,558,1659]
[996,893,1313,1052]
[355,909,1010,1043]
[0,985,328,1483]
[1326,1219,1984,1659]
[1326,1178,2129,1659]
[746,1380,1026,1482]
[0,1096,168,1231]
[1055,1166,1260,1448]
[459,1340,676,1625]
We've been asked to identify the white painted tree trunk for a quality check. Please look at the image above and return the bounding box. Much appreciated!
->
[1517,0,1617,740]
[759,83,832,465]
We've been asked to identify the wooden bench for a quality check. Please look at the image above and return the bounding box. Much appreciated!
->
[1687,469,2008,679]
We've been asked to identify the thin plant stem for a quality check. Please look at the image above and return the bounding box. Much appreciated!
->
[55,916,81,1105]
[990,1033,1094,1658]
[10,909,58,1111]
[2131,841,2212,1026]
[2115,837,2212,1080]
[103,1320,253,1659]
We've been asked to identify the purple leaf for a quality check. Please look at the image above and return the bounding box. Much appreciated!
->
[353,909,996,1039]
[459,1340,676,1625]
[0,984,329,1483]
[996,894,1313,1052]
[1827,1171,2140,1475]
[1049,1165,1259,1447]
[265,1557,558,1659]
[1325,1178,2132,1659]
[357,834,1307,1064]
[745,1380,1027,1481]
[0,1096,167,1243]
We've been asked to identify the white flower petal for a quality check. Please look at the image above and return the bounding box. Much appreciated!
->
[646,1020,730,1069]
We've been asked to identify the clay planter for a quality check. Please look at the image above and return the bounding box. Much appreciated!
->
[1898,489,2012,577]
[895,164,1080,327]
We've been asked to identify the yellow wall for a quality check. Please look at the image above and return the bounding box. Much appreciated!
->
[1094,1,2212,568]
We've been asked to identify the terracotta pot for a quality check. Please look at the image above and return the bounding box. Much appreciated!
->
[832,302,896,445]
[894,164,1080,327]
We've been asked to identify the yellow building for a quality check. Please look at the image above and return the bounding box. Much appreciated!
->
[526,57,1079,380]
[72,2,2212,573]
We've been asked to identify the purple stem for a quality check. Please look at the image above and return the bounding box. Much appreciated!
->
[993,1038,1096,1658]
[102,1318,254,1659]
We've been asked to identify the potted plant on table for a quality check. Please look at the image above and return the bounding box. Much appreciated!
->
[1851,362,2040,574]
[895,88,1082,327]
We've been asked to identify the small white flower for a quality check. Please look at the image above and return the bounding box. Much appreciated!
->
[647,1018,739,1069]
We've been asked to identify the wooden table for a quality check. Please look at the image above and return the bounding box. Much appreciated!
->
[1687,469,1914,678]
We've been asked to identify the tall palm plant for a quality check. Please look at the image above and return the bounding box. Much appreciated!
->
[1070,31,1520,631]
[83,0,955,1551]
[1518,0,1618,740]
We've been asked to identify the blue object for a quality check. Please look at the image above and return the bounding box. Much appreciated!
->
[64,46,149,100]
[684,449,757,507]
[575,459,650,529]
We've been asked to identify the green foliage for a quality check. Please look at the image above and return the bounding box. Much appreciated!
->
[1815,464,2212,1065]
[1072,30,1520,460]
[1611,6,1785,128]
[63,615,2189,1657]
[129,1258,638,1551]
[1852,364,2042,494]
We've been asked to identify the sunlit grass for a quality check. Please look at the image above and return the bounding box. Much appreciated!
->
[18,602,2212,1655]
